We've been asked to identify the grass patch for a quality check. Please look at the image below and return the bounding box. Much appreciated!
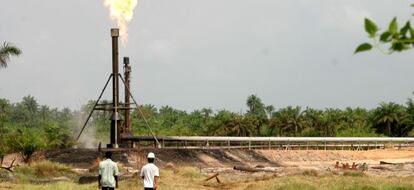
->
[0,169,12,182]
[14,165,35,182]
[302,169,319,177]
[31,160,74,177]
[343,171,365,177]
[381,185,414,190]
[8,167,414,190]
[239,175,414,190]
[14,160,75,182]
[179,167,204,179]
[273,182,317,190]
[13,181,96,190]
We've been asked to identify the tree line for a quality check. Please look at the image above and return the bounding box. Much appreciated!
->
[130,94,414,138]
[2,94,414,162]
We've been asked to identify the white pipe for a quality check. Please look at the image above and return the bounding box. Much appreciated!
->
[126,136,414,142]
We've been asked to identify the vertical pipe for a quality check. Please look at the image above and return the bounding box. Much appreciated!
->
[268,140,270,150]
[248,140,251,150]
[123,57,131,135]
[110,28,120,148]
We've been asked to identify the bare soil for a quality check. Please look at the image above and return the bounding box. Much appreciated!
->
[4,148,414,177]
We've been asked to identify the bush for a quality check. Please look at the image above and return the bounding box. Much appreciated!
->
[300,127,320,137]
[336,126,379,137]
[7,127,45,163]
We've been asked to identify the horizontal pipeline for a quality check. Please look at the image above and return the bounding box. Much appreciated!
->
[122,136,414,142]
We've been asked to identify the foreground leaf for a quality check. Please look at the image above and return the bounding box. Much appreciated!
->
[365,18,378,38]
[391,42,406,51]
[355,43,373,53]
[380,31,392,42]
[389,17,398,34]
[400,21,411,36]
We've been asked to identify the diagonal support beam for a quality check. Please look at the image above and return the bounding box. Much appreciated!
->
[76,74,113,141]
[119,74,160,146]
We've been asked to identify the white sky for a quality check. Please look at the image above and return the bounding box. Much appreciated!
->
[1,0,414,112]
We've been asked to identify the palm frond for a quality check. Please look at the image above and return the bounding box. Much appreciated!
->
[0,42,22,68]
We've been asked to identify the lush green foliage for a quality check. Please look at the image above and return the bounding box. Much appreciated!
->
[2,94,414,157]
[0,96,76,162]
[125,94,414,138]
[356,4,414,54]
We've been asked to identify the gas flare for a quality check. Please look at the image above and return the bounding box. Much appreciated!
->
[104,0,138,45]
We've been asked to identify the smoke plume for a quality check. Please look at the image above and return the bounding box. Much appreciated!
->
[104,0,138,45]
[73,111,99,148]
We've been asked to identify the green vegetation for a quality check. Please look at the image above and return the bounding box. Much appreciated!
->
[356,4,414,54]
[129,94,414,138]
[0,42,21,68]
[2,93,414,161]
[0,95,76,163]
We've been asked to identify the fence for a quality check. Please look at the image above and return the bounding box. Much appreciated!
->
[122,136,414,150]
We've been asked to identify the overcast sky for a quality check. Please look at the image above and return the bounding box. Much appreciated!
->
[1,0,414,112]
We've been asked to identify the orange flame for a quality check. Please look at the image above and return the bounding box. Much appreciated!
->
[104,0,138,45]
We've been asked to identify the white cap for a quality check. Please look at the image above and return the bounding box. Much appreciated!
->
[147,152,155,158]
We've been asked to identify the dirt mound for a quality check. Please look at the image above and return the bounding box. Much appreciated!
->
[42,149,100,167]
[38,149,285,169]
[137,149,282,168]
[37,148,414,176]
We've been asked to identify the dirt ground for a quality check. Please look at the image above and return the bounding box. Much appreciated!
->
[139,149,414,177]
[3,148,414,178]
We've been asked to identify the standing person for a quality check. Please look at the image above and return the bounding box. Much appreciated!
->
[140,152,159,190]
[99,151,119,190]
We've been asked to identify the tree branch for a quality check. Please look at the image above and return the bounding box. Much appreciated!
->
[0,157,16,172]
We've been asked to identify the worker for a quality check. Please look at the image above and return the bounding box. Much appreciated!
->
[140,152,160,190]
[98,151,119,190]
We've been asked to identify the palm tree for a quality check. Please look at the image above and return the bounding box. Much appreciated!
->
[403,98,414,136]
[320,108,343,137]
[302,107,323,136]
[288,106,304,136]
[228,114,253,136]
[201,108,213,122]
[0,42,22,68]
[22,95,39,114]
[274,106,304,136]
[209,110,232,136]
[341,107,370,136]
[372,102,404,136]
[246,95,266,135]
[265,105,275,118]
[246,95,266,114]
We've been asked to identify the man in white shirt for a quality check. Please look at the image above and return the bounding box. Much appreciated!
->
[140,152,160,190]
[99,152,119,190]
